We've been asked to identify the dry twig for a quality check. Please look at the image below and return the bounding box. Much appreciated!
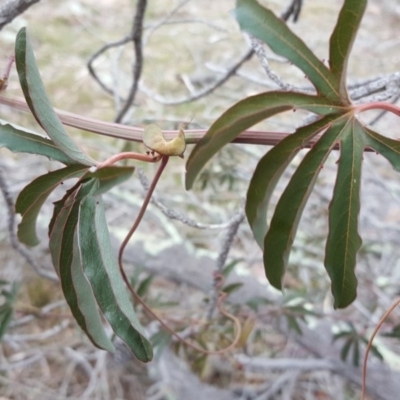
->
[281,0,303,22]
[206,206,246,320]
[114,0,148,123]
[137,168,240,230]
[139,48,254,105]
[0,0,40,31]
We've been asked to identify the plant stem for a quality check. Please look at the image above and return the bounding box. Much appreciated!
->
[355,101,400,118]
[96,151,161,168]
[117,155,242,354]
[118,155,169,268]
[0,94,298,145]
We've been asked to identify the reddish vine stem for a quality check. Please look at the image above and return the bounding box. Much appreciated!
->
[118,155,169,266]
[356,101,400,118]
[114,155,242,354]
[96,151,161,168]
[0,55,15,91]
[361,298,400,400]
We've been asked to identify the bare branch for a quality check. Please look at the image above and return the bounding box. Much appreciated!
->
[0,353,42,372]
[147,17,229,34]
[0,0,40,31]
[236,355,338,372]
[350,71,400,102]
[281,0,303,23]
[87,1,196,103]
[9,300,65,327]
[114,0,147,123]
[3,319,69,342]
[206,206,245,320]
[249,36,302,92]
[245,1,306,94]
[206,61,309,90]
[253,370,300,400]
[87,35,131,98]
[137,168,239,230]
[143,0,192,45]
[139,48,254,105]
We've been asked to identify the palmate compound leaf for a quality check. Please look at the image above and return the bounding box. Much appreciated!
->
[263,117,348,290]
[329,0,367,99]
[50,176,152,360]
[185,91,344,189]
[47,165,135,245]
[252,116,389,308]
[15,28,95,166]
[16,165,89,247]
[363,126,400,170]
[84,165,135,195]
[49,180,115,352]
[325,119,365,308]
[234,0,341,102]
[17,164,135,247]
[77,185,153,362]
[324,120,400,308]
[246,116,337,248]
[0,122,78,165]
[184,0,383,308]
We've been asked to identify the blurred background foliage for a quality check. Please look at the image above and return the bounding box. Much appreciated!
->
[1,1,400,399]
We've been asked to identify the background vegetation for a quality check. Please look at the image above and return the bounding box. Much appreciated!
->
[1,0,400,399]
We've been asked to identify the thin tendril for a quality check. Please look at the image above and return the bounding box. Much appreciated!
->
[117,155,242,354]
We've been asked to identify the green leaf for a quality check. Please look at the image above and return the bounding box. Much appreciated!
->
[0,283,17,341]
[16,165,88,246]
[86,166,135,195]
[71,232,116,352]
[136,275,154,298]
[246,296,271,312]
[329,0,367,99]
[222,258,243,278]
[352,339,360,367]
[285,315,302,334]
[333,331,352,341]
[129,266,145,290]
[360,337,384,361]
[222,282,244,295]
[382,324,400,339]
[286,305,317,318]
[364,127,400,172]
[53,179,115,352]
[0,122,79,165]
[48,165,134,254]
[77,192,153,362]
[264,119,346,290]
[340,338,354,363]
[325,119,364,308]
[246,117,334,248]
[150,330,172,357]
[49,185,77,275]
[367,342,384,362]
[15,28,95,166]
[234,0,340,101]
[0,305,13,340]
[185,91,343,189]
